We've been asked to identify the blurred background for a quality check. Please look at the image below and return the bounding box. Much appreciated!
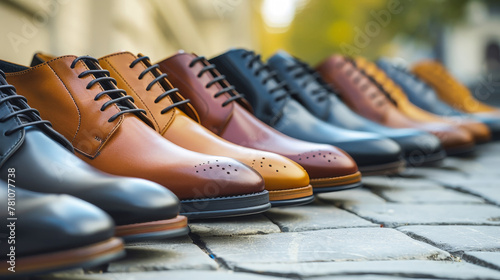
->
[1,0,499,103]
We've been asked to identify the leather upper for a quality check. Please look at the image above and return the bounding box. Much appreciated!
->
[412,60,500,115]
[98,51,310,192]
[0,55,265,200]
[316,55,475,150]
[0,184,114,257]
[157,52,359,179]
[210,49,403,167]
[267,51,444,159]
[355,57,491,143]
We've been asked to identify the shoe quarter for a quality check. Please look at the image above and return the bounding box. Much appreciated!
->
[6,56,125,158]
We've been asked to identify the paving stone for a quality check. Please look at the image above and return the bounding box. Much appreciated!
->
[444,181,500,206]
[107,236,218,272]
[264,200,377,232]
[402,167,469,185]
[46,271,285,280]
[189,214,280,237]
[317,188,386,207]
[363,176,444,190]
[236,260,500,279]
[464,251,500,270]
[399,226,500,253]
[373,188,485,204]
[345,203,500,227]
[202,228,450,267]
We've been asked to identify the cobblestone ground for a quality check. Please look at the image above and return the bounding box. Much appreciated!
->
[38,142,500,280]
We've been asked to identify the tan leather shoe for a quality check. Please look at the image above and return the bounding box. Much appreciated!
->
[412,60,500,117]
[316,55,476,155]
[1,55,270,219]
[155,52,362,192]
[96,51,314,206]
[355,57,491,144]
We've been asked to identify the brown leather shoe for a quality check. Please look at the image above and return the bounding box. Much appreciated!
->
[354,57,491,144]
[316,55,476,155]
[1,54,271,219]
[155,52,362,192]
[412,60,500,117]
[96,51,314,206]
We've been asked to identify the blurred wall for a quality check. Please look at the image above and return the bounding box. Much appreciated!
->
[0,0,257,64]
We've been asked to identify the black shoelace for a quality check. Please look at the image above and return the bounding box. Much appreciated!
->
[286,58,332,102]
[71,56,145,122]
[348,58,398,106]
[241,51,291,102]
[0,71,52,136]
[189,56,244,107]
[130,56,190,114]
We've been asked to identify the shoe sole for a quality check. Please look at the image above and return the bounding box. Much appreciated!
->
[0,237,124,278]
[270,194,315,207]
[180,190,271,219]
[405,150,447,167]
[311,171,363,193]
[358,160,406,176]
[115,215,189,242]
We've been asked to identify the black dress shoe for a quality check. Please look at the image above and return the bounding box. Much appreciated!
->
[377,58,500,140]
[267,51,446,167]
[0,70,188,242]
[210,49,405,175]
[0,183,125,278]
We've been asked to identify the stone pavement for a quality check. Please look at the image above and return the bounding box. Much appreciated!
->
[38,142,500,280]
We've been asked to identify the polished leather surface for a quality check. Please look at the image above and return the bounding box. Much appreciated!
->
[157,52,359,180]
[267,51,444,160]
[355,57,491,143]
[378,58,500,140]
[0,184,114,257]
[210,49,403,168]
[316,55,475,151]
[1,56,265,201]
[98,52,310,193]
[412,60,500,115]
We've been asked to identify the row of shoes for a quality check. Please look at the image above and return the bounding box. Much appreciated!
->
[1,48,499,277]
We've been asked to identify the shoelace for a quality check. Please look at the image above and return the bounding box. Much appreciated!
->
[286,58,332,102]
[189,56,244,107]
[130,56,190,114]
[71,56,146,122]
[241,51,291,102]
[0,71,52,136]
[348,58,398,106]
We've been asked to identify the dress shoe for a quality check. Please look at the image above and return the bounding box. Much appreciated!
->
[316,55,476,156]
[377,58,500,140]
[210,49,405,175]
[97,51,313,206]
[412,60,500,116]
[0,183,125,278]
[354,56,491,144]
[267,51,445,166]
[156,52,362,193]
[0,70,187,241]
[0,55,269,219]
